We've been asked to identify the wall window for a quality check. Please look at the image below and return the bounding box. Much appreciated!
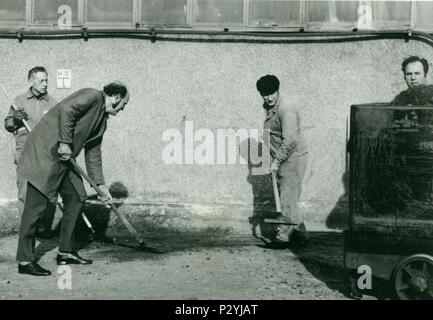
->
[141,0,188,26]
[0,0,432,32]
[249,0,301,27]
[371,1,411,24]
[194,0,243,25]
[32,0,80,25]
[307,1,358,24]
[86,0,133,24]
[0,0,26,23]
[415,0,433,30]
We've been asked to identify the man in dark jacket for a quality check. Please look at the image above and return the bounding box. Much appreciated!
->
[16,81,129,276]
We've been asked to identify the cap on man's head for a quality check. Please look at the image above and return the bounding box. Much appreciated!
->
[256,75,280,96]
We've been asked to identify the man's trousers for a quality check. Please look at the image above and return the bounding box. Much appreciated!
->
[16,171,56,234]
[277,153,308,230]
[16,174,85,262]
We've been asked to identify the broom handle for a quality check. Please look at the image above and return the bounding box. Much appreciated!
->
[271,171,282,213]
[69,158,144,244]
[9,104,96,233]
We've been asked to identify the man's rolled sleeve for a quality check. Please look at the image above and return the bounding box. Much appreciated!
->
[84,138,105,186]
[273,107,297,166]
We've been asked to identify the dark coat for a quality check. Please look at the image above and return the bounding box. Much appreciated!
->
[17,88,108,202]
[391,85,433,106]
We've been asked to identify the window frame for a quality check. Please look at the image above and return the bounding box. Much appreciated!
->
[0,0,430,33]
[191,0,245,29]
[305,0,360,31]
[83,0,135,28]
[367,0,412,30]
[0,0,27,27]
[28,0,84,28]
[137,0,192,28]
[410,0,433,32]
[246,0,304,30]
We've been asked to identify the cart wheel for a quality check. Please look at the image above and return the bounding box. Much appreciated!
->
[393,254,433,300]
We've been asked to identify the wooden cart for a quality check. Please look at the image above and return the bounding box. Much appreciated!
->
[345,104,433,300]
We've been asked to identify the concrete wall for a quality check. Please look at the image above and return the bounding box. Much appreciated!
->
[1,36,432,232]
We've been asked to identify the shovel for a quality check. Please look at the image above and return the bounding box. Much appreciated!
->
[263,171,296,225]
[69,158,163,253]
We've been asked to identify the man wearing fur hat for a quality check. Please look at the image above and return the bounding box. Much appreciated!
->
[256,74,309,247]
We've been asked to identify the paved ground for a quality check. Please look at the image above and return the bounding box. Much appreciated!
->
[0,227,388,300]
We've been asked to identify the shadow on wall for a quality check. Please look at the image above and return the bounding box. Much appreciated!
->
[240,137,281,242]
[325,171,349,231]
[241,136,350,235]
[325,119,350,231]
[239,138,360,299]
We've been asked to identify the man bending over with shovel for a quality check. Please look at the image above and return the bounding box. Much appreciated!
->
[256,75,308,247]
[16,81,129,276]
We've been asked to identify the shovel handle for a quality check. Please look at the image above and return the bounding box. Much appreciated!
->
[271,171,282,214]
[69,158,144,245]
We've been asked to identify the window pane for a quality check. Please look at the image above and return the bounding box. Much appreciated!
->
[141,0,188,25]
[0,0,26,22]
[415,1,433,30]
[372,1,410,22]
[308,1,358,23]
[249,0,301,27]
[336,1,358,22]
[33,0,79,24]
[194,0,243,24]
[87,0,133,23]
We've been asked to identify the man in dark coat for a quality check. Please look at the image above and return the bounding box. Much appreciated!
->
[16,81,129,276]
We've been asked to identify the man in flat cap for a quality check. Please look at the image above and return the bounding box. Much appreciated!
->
[16,81,129,276]
[257,74,308,247]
